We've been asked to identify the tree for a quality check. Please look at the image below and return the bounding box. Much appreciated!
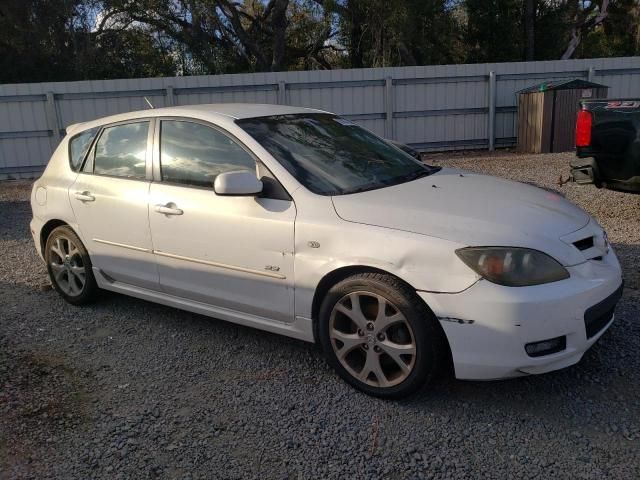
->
[1,0,638,83]
[524,0,536,60]
[320,0,464,68]
[103,0,337,73]
[0,0,176,83]
[578,0,640,58]
[561,0,610,59]
[463,0,524,63]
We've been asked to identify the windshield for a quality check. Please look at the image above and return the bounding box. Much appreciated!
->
[236,113,438,195]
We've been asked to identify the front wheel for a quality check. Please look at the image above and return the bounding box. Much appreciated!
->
[45,225,98,305]
[318,273,444,399]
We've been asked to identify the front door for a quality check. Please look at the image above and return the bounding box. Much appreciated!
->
[70,120,158,289]
[148,119,295,323]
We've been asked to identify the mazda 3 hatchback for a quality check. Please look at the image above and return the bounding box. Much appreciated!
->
[30,104,623,398]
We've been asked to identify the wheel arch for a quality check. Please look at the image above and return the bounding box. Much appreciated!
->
[40,219,70,255]
[310,265,454,373]
[312,266,383,333]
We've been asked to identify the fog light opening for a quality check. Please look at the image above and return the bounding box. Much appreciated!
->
[525,336,566,358]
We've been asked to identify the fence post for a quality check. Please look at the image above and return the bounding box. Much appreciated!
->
[488,71,496,151]
[277,81,287,105]
[45,92,62,145]
[588,66,596,82]
[166,86,176,106]
[385,77,394,140]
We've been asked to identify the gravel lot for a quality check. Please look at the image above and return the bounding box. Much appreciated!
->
[1,151,639,479]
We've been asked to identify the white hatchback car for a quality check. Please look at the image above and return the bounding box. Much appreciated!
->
[30,104,623,398]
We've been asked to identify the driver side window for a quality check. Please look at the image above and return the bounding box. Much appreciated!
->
[159,120,255,188]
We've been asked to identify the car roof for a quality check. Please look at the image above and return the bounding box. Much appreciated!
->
[66,103,328,135]
[188,103,327,119]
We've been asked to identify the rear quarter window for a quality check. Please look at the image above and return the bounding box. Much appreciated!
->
[69,127,100,171]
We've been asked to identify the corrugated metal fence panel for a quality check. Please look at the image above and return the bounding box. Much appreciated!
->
[174,71,280,107]
[0,81,54,176]
[284,68,387,136]
[55,77,170,127]
[597,56,640,99]
[392,63,489,150]
[1,56,639,178]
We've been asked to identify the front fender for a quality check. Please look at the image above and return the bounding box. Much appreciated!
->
[293,218,479,319]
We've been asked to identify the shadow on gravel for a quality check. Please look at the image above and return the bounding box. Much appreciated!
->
[0,200,31,241]
[60,273,639,397]
[612,242,640,292]
[0,336,95,478]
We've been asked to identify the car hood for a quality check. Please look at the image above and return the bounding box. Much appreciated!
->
[331,168,591,264]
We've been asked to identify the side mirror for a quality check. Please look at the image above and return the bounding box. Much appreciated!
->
[214,170,263,196]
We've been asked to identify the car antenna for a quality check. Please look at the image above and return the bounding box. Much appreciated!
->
[144,97,155,109]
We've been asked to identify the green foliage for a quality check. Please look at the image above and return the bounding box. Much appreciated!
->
[329,0,464,68]
[464,0,524,63]
[579,0,640,58]
[0,0,637,83]
[0,0,177,83]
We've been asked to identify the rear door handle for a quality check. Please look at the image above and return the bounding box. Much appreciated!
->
[74,191,95,202]
[154,203,183,216]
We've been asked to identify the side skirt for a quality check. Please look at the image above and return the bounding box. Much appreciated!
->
[93,268,314,343]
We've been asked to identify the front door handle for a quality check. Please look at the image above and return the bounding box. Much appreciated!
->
[74,191,95,202]
[155,203,183,216]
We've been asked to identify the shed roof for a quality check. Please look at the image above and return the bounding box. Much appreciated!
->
[518,78,608,94]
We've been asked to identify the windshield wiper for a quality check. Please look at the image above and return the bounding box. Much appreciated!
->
[337,183,385,195]
[332,167,442,196]
[393,167,439,184]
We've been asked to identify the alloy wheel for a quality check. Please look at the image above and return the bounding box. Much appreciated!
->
[329,292,417,387]
[49,235,86,296]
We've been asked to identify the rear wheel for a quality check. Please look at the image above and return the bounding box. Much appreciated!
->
[318,272,443,399]
[45,226,98,305]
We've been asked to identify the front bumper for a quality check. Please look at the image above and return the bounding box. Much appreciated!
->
[420,251,623,380]
[570,157,600,186]
[572,155,640,193]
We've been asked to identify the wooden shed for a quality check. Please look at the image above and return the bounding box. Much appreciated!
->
[517,79,608,153]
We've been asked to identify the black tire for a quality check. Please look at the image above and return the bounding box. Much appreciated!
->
[45,225,98,305]
[318,272,444,399]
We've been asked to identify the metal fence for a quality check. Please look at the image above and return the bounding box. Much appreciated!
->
[1,56,639,179]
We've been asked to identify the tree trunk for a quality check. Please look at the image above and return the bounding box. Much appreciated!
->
[347,0,365,68]
[524,0,536,61]
[561,0,610,60]
[635,5,640,54]
[270,0,289,71]
[398,41,417,66]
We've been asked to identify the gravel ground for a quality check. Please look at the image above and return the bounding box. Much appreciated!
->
[1,151,639,479]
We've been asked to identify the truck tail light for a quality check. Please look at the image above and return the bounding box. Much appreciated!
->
[575,109,593,147]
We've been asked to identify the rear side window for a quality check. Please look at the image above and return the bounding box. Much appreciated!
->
[159,120,255,188]
[94,122,149,179]
[69,127,99,171]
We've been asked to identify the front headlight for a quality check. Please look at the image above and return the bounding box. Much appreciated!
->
[455,247,569,287]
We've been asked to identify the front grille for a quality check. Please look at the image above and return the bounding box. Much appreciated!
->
[584,283,624,339]
[573,236,594,251]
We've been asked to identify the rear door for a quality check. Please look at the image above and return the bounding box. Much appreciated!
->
[69,119,159,289]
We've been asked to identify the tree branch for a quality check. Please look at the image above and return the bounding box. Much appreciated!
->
[561,0,609,59]
[216,0,269,68]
